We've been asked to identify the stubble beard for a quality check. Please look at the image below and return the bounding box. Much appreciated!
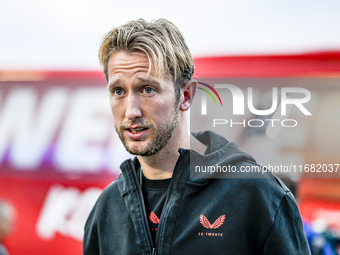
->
[115,104,179,157]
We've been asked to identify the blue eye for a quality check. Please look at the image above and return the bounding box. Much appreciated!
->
[144,87,154,94]
[114,89,123,95]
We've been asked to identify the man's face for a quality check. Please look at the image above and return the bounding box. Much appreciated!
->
[107,51,179,156]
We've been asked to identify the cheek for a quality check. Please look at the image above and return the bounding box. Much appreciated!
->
[148,98,176,118]
[109,100,124,121]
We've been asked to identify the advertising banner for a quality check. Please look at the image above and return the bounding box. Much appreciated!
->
[0,71,131,255]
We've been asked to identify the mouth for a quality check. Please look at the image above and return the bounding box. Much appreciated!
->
[124,127,149,140]
[127,127,148,133]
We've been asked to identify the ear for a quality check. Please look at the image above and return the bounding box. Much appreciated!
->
[180,80,197,111]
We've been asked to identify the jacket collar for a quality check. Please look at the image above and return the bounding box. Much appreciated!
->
[117,130,256,193]
[117,148,190,196]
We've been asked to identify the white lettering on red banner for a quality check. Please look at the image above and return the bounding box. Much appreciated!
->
[36,184,102,241]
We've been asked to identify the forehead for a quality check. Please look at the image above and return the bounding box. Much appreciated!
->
[107,51,150,78]
[107,51,173,84]
[109,50,148,66]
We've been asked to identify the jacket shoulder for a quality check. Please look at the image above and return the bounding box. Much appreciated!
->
[92,174,122,211]
[83,173,133,254]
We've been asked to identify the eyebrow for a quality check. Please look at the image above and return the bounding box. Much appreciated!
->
[107,79,122,90]
[136,77,160,86]
[107,77,161,90]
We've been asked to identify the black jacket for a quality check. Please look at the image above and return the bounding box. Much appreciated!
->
[83,131,310,255]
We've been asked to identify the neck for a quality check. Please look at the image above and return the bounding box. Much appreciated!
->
[137,112,190,180]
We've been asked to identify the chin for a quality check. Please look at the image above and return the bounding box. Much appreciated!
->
[125,141,149,154]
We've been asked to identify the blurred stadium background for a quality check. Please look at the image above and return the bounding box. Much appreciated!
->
[1,1,340,254]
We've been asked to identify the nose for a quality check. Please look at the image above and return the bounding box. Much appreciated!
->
[125,94,142,120]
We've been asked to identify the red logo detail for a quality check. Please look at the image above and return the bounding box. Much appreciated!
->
[200,214,225,229]
[149,211,160,224]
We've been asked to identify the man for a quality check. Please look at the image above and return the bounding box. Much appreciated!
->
[0,200,15,255]
[83,18,310,254]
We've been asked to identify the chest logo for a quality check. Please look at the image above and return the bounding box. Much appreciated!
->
[149,211,160,224]
[200,214,226,229]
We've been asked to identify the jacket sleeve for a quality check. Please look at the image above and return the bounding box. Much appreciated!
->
[83,209,100,255]
[263,192,311,255]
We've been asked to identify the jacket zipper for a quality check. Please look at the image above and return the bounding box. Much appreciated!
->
[154,174,176,254]
[129,162,157,255]
[129,151,187,254]
[154,150,188,254]
[137,183,158,255]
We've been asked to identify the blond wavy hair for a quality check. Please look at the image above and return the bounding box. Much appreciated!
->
[98,18,194,97]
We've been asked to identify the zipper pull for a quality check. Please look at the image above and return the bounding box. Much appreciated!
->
[152,248,157,255]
